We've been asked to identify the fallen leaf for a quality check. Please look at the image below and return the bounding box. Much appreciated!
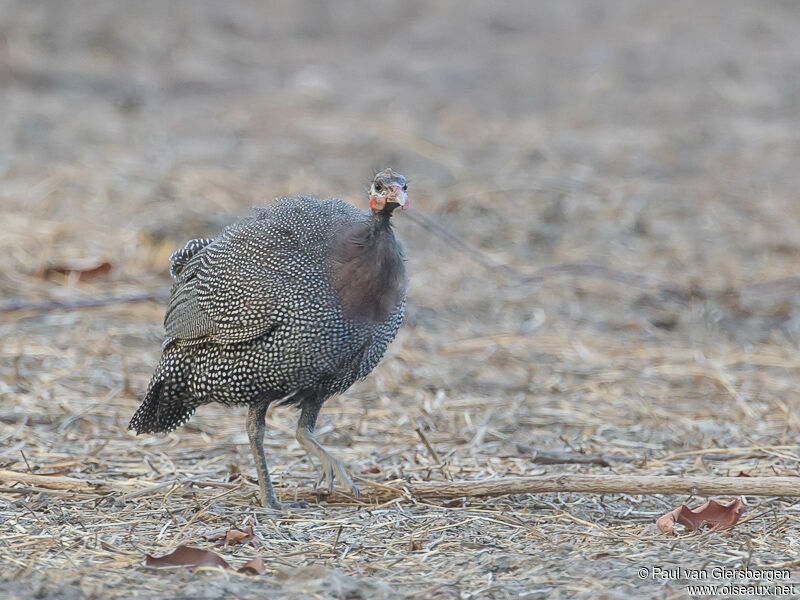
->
[43,260,112,282]
[736,471,751,477]
[360,466,380,474]
[238,557,267,575]
[227,463,242,481]
[223,525,260,548]
[145,545,230,570]
[656,498,747,536]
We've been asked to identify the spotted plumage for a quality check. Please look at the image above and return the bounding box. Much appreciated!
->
[130,169,409,508]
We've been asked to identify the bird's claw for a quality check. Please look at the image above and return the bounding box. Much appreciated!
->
[261,497,284,511]
[313,453,360,498]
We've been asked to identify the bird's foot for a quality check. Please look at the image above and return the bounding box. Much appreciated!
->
[314,452,360,498]
[254,490,310,511]
[259,495,284,511]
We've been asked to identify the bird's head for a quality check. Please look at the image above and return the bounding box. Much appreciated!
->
[368,168,408,213]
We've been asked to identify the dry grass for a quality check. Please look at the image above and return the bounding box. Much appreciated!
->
[3,1,800,598]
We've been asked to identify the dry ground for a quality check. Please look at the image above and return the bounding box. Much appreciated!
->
[3,1,800,598]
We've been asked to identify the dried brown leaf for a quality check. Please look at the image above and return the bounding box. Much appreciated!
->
[222,525,260,548]
[227,463,242,481]
[656,498,747,536]
[238,557,267,575]
[145,545,231,571]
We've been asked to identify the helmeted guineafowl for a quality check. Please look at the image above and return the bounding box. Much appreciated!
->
[129,169,409,508]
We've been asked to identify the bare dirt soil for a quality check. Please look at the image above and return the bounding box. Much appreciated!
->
[2,1,800,598]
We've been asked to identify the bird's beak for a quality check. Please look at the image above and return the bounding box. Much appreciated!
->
[386,184,409,210]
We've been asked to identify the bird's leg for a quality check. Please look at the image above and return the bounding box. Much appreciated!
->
[246,400,282,509]
[296,402,360,498]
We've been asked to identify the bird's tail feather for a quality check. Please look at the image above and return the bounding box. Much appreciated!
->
[129,355,196,434]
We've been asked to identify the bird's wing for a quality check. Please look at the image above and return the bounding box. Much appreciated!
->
[168,237,215,278]
[163,210,317,345]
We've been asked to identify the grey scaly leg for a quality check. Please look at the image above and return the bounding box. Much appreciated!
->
[246,400,282,509]
[295,402,360,497]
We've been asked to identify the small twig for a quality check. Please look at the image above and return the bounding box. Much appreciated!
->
[514,443,633,466]
[20,449,32,473]
[331,525,343,554]
[0,469,141,491]
[122,474,211,500]
[701,453,755,462]
[414,427,441,466]
[408,414,441,466]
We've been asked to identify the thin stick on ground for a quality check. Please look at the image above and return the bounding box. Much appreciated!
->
[410,418,441,465]
[298,474,800,503]
[1,470,798,502]
[515,443,633,466]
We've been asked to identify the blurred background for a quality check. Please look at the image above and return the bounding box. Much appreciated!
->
[3,1,800,597]
[3,1,800,336]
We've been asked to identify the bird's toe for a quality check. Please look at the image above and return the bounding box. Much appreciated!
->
[263,499,284,511]
[313,463,335,496]
[327,466,335,494]
[331,458,359,497]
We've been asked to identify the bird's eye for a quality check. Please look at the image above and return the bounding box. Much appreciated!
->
[374,182,384,192]
[402,184,408,191]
